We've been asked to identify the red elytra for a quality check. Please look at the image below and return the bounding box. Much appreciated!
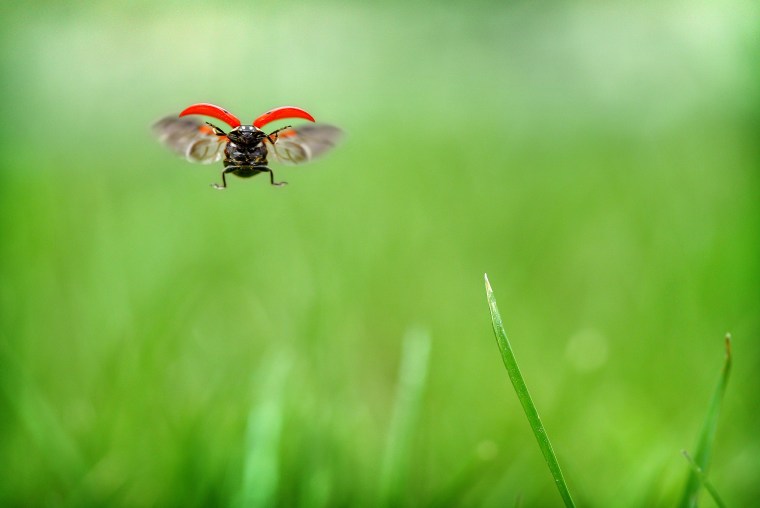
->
[179,103,241,128]
[253,106,315,128]
[178,103,315,129]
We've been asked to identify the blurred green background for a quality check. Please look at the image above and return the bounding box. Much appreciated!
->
[1,1,758,506]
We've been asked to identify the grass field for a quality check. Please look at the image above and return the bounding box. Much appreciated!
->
[1,1,758,506]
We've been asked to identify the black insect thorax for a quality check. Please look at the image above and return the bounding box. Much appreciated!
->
[224,125,268,167]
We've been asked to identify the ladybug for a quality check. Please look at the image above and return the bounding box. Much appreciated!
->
[154,103,342,189]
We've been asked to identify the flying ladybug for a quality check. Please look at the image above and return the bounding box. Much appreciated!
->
[153,103,342,189]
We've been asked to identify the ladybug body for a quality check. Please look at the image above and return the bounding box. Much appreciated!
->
[154,103,342,189]
[223,125,279,186]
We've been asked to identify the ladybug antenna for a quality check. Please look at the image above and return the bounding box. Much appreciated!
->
[179,103,241,128]
[253,106,315,129]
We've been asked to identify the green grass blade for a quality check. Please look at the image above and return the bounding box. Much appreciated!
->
[236,354,290,508]
[678,334,733,508]
[681,450,727,508]
[484,274,575,508]
[379,326,432,505]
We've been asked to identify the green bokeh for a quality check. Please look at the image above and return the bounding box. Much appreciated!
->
[1,2,758,506]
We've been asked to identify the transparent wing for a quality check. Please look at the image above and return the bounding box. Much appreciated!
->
[152,115,227,164]
[265,124,343,166]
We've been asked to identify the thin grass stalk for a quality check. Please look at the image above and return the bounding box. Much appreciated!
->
[379,327,431,505]
[236,355,290,508]
[484,274,575,508]
[681,450,727,508]
[678,334,732,508]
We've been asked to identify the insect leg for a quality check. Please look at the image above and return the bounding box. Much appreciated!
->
[266,125,292,144]
[212,168,233,190]
[205,122,227,136]
[262,167,287,187]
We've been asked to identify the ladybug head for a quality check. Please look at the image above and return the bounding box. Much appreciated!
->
[227,125,266,145]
